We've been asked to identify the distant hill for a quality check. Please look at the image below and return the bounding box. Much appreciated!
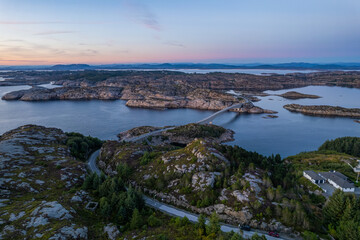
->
[50,64,92,70]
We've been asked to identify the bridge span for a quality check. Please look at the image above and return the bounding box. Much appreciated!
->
[197,96,253,124]
[124,95,253,142]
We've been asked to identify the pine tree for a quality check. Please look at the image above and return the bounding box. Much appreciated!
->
[230,233,243,240]
[323,190,346,226]
[130,208,143,229]
[82,173,94,190]
[99,197,111,217]
[197,214,206,236]
[93,174,100,191]
[207,212,220,235]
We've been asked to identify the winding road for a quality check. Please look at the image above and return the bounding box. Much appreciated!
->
[87,96,290,240]
[87,151,285,240]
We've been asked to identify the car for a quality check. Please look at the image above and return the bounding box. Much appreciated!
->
[268,231,280,237]
[239,224,251,231]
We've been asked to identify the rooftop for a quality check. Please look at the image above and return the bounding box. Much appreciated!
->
[304,170,325,181]
[319,172,355,189]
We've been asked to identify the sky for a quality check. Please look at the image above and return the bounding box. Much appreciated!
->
[0,0,360,65]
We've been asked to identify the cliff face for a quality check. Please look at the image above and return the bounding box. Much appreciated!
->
[284,104,360,118]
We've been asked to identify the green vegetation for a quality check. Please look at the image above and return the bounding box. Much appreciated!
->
[98,127,360,238]
[217,145,290,188]
[83,171,144,225]
[140,151,161,165]
[323,190,360,240]
[168,123,226,138]
[287,150,358,183]
[83,170,269,239]
[218,145,325,232]
[319,137,360,157]
[66,132,103,161]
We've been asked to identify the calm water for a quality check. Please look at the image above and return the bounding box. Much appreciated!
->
[0,85,359,157]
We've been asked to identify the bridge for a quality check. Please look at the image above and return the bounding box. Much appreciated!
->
[124,95,253,142]
[197,96,253,124]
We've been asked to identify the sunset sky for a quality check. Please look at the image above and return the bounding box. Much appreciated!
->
[1,0,360,65]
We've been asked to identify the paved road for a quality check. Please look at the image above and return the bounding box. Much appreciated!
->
[124,126,176,143]
[87,150,287,240]
[87,150,101,175]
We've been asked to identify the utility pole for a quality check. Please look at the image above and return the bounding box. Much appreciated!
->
[348,160,360,183]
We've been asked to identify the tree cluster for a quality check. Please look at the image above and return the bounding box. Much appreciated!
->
[319,137,360,157]
[323,190,360,240]
[83,172,144,225]
[66,132,103,161]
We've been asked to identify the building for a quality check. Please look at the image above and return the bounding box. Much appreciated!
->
[303,170,356,193]
[319,171,355,192]
[303,170,326,184]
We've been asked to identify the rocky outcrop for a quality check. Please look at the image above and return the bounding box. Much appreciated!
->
[284,104,360,118]
[103,224,120,240]
[279,91,321,99]
[0,125,89,239]
[2,79,277,114]
[124,89,275,113]
[2,86,123,101]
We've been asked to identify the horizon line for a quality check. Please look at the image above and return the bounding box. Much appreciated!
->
[1,61,360,67]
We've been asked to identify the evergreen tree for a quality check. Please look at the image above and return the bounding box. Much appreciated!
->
[207,212,220,235]
[230,233,243,240]
[82,173,94,190]
[197,214,207,236]
[99,197,111,217]
[130,208,143,229]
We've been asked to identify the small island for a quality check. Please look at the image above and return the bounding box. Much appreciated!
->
[262,114,278,119]
[279,91,321,99]
[284,104,360,118]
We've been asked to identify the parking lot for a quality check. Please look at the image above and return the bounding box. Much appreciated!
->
[318,183,336,197]
[317,183,360,198]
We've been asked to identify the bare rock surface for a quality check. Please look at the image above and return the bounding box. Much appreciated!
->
[0,125,88,239]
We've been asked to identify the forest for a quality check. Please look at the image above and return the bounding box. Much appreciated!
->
[319,137,360,157]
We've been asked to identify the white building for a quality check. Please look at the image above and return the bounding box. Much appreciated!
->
[319,171,355,192]
[303,170,326,184]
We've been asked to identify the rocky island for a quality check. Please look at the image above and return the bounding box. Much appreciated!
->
[2,70,360,114]
[283,104,360,118]
[2,84,275,114]
[278,91,321,99]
